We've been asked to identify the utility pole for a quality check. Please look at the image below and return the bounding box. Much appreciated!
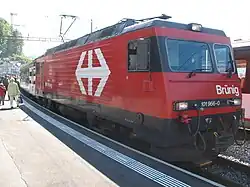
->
[10,12,17,28]
[59,14,78,42]
[91,19,93,33]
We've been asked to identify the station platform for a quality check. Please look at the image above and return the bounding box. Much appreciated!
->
[0,101,118,187]
[0,98,225,187]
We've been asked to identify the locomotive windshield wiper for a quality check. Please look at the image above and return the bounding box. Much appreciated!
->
[187,68,211,78]
[226,52,234,78]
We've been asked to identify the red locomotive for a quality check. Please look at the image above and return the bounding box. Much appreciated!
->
[20,14,245,162]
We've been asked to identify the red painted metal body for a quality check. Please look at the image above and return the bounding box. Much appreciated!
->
[35,27,240,119]
[21,18,244,162]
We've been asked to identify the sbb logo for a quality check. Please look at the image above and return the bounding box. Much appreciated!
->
[215,85,240,97]
[75,48,111,97]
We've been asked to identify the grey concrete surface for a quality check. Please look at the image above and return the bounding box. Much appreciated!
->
[0,103,118,187]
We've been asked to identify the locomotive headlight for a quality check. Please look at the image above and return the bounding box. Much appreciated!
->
[228,98,241,106]
[188,23,202,32]
[233,98,241,105]
[175,102,188,111]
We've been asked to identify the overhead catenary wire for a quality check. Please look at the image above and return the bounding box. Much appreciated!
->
[0,35,70,42]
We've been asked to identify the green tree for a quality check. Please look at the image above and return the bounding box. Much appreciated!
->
[11,54,32,64]
[6,29,24,57]
[0,18,11,57]
[0,18,24,58]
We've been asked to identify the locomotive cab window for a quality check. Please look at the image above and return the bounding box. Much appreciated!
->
[214,44,235,74]
[128,39,150,71]
[166,39,213,72]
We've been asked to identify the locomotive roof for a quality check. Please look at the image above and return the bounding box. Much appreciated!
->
[45,16,226,56]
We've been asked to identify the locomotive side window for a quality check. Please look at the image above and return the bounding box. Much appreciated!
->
[128,39,150,71]
[214,44,235,74]
[166,39,212,72]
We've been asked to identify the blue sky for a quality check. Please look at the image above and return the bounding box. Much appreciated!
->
[1,0,249,58]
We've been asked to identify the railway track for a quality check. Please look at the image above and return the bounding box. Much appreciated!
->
[175,155,250,187]
[20,91,250,187]
[239,127,250,141]
[215,156,250,174]
[201,156,250,187]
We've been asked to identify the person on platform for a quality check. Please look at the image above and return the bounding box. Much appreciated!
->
[14,76,23,104]
[3,76,9,100]
[14,77,20,88]
[7,78,20,108]
[0,83,6,105]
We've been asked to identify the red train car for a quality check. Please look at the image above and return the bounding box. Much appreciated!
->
[233,43,250,127]
[21,15,244,162]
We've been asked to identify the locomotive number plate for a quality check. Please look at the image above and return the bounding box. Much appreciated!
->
[200,100,221,108]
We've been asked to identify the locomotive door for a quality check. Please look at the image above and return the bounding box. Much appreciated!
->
[127,38,153,90]
[126,38,153,122]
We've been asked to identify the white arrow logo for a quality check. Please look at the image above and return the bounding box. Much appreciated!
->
[75,48,111,97]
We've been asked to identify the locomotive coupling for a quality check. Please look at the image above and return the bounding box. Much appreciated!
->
[180,113,192,124]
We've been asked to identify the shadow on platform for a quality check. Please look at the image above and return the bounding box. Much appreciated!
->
[0,106,20,111]
[19,104,152,187]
